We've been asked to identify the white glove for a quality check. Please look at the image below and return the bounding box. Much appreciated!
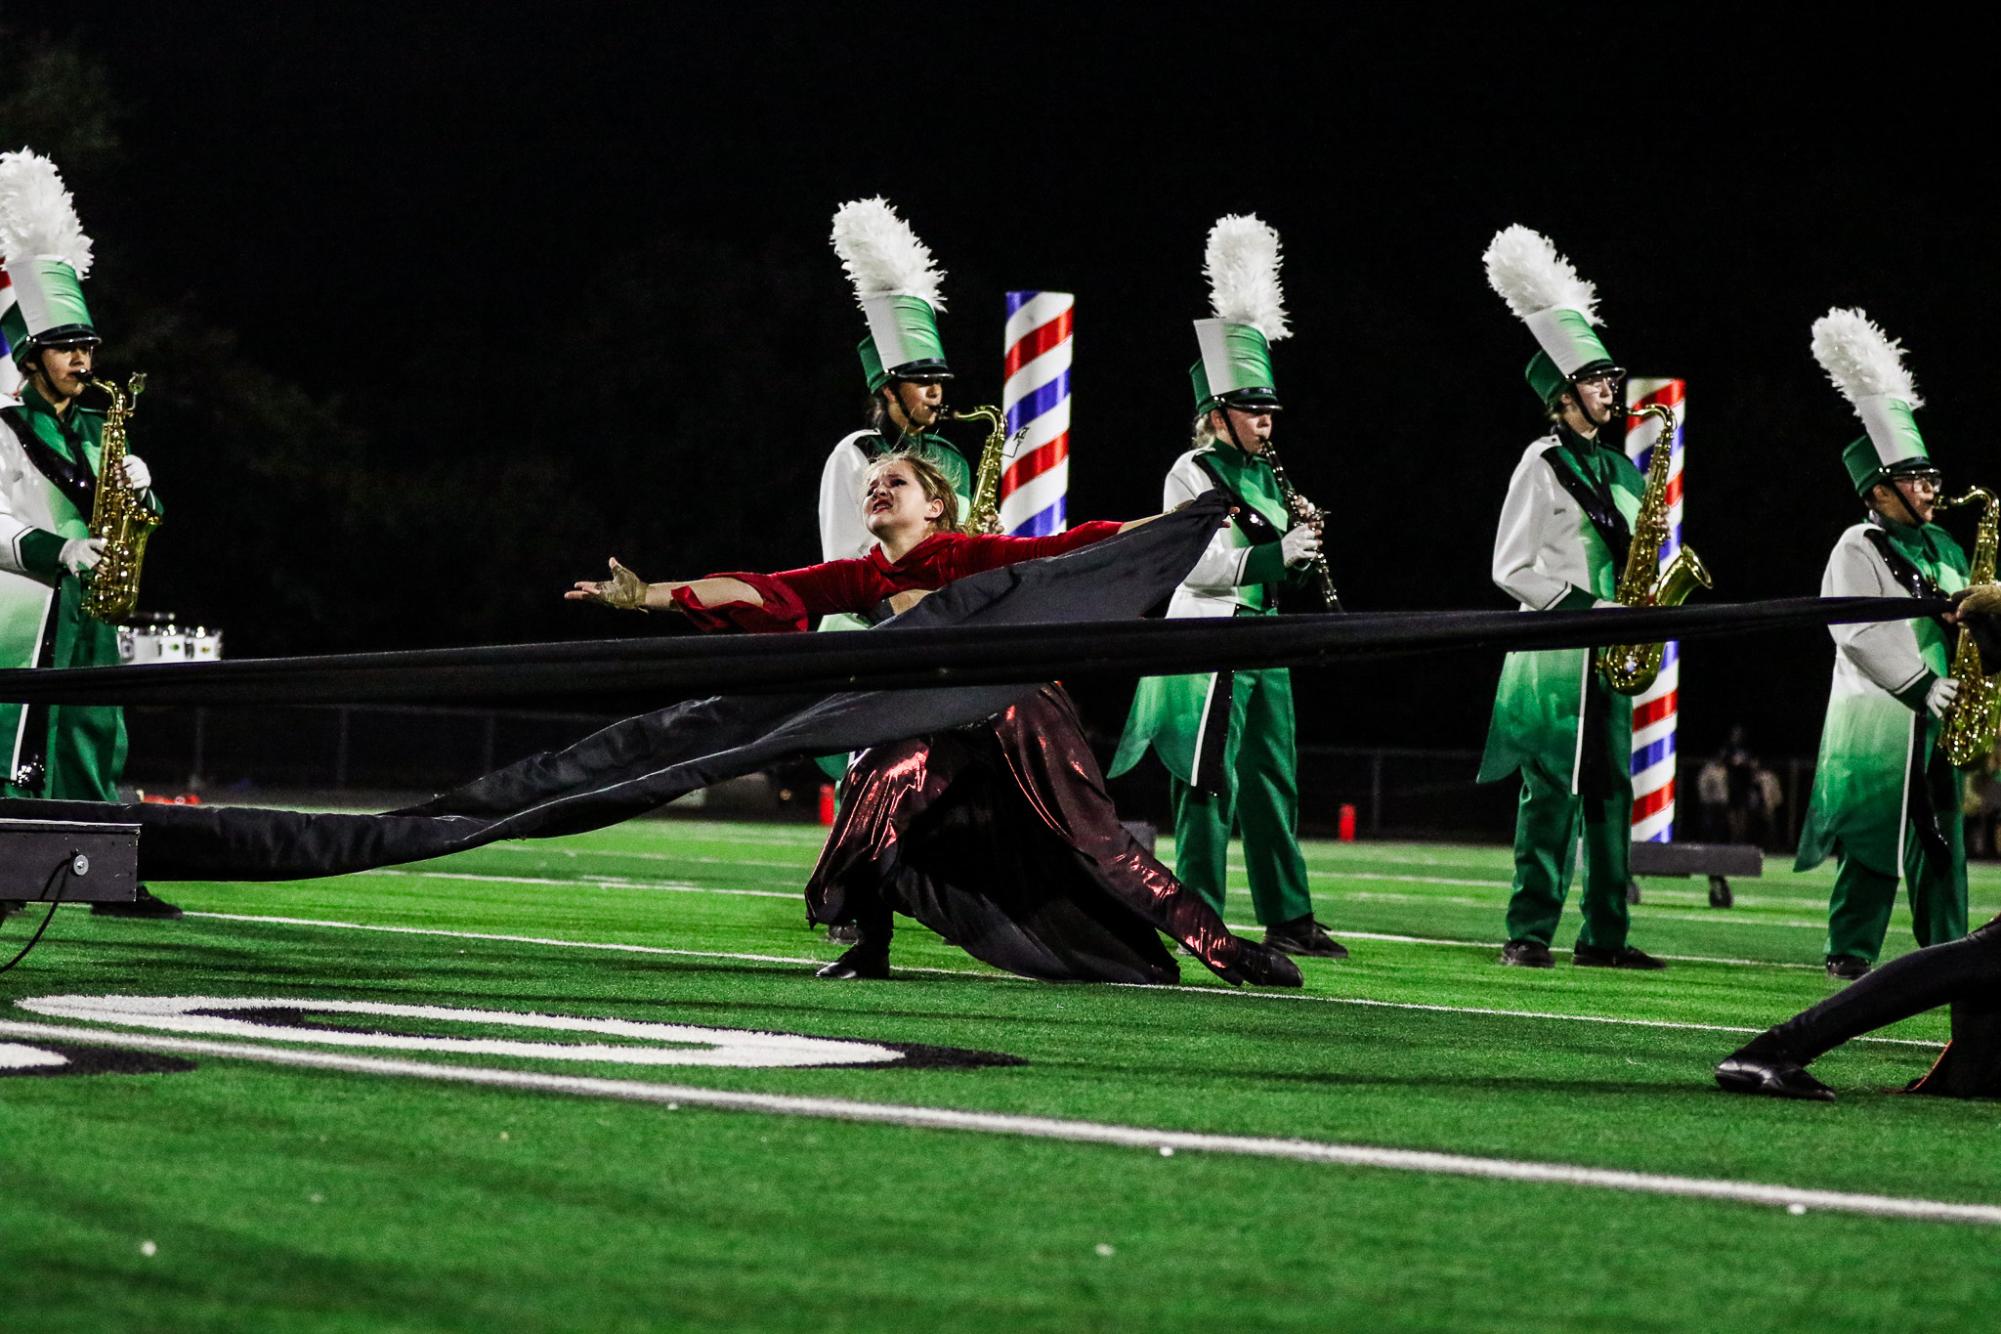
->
[1280,523,1322,570]
[1927,676,1962,718]
[119,454,151,491]
[60,536,106,575]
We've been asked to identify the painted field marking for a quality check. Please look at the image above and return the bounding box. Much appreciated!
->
[178,912,1940,1049]
[0,1014,1985,1227]
[353,868,795,900]
[17,995,905,1068]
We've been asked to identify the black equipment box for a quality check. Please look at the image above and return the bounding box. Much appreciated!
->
[0,818,141,904]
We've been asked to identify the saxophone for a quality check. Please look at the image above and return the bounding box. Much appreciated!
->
[1938,487,2000,767]
[945,404,1021,535]
[1259,438,1342,611]
[81,373,160,622]
[1599,403,1713,695]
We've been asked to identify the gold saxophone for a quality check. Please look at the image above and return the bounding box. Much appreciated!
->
[81,373,160,622]
[945,404,1019,535]
[1938,486,2000,767]
[1599,403,1713,695]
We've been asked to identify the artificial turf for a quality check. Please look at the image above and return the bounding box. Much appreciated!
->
[4,818,1999,1331]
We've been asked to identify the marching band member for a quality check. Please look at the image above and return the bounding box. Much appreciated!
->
[0,150,176,919]
[1795,309,1970,979]
[1111,215,1347,961]
[1476,225,1662,970]
[570,451,1302,989]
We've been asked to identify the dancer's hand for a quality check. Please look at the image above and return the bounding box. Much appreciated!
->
[566,557,650,610]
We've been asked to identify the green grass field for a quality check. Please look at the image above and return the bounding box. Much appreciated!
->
[5,818,2000,1332]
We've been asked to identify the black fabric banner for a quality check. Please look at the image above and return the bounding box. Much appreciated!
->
[0,496,1230,880]
[0,596,1950,708]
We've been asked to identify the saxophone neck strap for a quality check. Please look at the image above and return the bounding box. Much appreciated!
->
[1541,443,1630,572]
[0,407,97,520]
[1862,527,1954,637]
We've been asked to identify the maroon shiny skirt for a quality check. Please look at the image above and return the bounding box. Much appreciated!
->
[803,684,1247,984]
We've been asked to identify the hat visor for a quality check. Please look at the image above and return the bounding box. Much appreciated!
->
[887,358,953,383]
[16,325,101,361]
[1217,388,1282,412]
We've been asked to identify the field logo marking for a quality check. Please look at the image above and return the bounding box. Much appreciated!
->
[14,995,1021,1071]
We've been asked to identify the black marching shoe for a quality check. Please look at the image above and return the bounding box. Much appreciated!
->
[1222,940,1305,988]
[816,941,890,980]
[0,900,22,918]
[1573,944,1667,971]
[1264,915,1350,960]
[1826,955,1873,981]
[1715,1044,1837,1102]
[91,886,183,920]
[1498,939,1554,968]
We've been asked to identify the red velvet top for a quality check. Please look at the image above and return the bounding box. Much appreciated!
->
[669,522,1126,633]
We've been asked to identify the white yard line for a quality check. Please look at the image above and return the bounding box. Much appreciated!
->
[0,1015,1984,1227]
[352,868,795,900]
[179,911,1939,1048]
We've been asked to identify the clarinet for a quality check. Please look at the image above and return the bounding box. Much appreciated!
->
[1259,439,1342,611]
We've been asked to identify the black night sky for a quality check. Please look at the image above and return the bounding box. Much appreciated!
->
[5,7,1984,767]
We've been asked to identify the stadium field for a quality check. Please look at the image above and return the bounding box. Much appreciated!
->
[4,817,1999,1331]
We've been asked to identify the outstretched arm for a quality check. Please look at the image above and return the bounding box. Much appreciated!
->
[566,559,764,612]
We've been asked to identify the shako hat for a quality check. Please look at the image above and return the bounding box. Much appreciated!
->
[0,149,98,366]
[831,197,951,392]
[1191,214,1288,414]
[1811,307,1936,495]
[1483,225,1620,406]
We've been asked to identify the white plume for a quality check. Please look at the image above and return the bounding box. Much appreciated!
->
[1203,214,1289,342]
[1810,307,1922,408]
[0,149,93,275]
[1482,224,1597,323]
[829,196,945,310]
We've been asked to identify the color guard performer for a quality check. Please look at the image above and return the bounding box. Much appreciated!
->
[1476,225,1662,970]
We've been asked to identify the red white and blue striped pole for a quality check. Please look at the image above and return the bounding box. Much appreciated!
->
[1000,290,1073,536]
[1625,377,1686,843]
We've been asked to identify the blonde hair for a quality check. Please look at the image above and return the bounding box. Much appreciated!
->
[863,450,962,534]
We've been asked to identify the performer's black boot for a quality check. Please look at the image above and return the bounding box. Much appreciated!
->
[1715,1034,1837,1101]
[1217,939,1304,988]
[1264,915,1349,960]
[816,901,892,980]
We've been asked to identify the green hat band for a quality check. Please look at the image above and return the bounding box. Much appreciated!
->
[1192,318,1277,410]
[2,258,94,361]
[858,294,948,390]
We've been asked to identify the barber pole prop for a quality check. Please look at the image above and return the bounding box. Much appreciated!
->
[999,291,1073,536]
[1625,378,1686,842]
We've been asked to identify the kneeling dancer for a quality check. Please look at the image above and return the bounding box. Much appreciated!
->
[570,451,1302,989]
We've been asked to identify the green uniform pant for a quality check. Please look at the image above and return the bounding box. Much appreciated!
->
[1825,810,1968,964]
[1169,667,1312,926]
[1504,759,1632,951]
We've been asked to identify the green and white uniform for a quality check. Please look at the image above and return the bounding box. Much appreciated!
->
[1110,441,1312,924]
[1796,516,1968,960]
[1477,425,1644,950]
[1111,214,1318,927]
[1798,306,1973,963]
[0,380,158,798]
[1478,225,1645,952]
[0,149,151,801]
